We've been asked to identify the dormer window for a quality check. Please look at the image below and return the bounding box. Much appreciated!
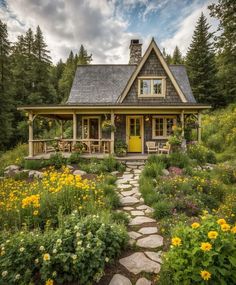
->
[138,76,166,98]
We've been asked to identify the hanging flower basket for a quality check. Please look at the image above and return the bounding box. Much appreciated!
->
[101,120,116,132]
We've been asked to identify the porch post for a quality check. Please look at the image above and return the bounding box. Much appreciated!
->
[111,110,115,154]
[28,112,34,157]
[181,110,185,138]
[73,112,77,145]
[198,112,201,142]
[60,120,64,139]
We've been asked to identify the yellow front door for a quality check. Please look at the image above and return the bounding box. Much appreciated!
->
[127,116,142,152]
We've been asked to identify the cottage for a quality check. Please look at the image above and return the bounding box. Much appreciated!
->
[18,38,210,158]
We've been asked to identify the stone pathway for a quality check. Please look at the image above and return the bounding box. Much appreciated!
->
[109,161,163,285]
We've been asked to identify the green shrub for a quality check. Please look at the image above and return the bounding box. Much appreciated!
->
[147,154,168,168]
[153,200,173,219]
[111,211,130,225]
[102,155,125,172]
[49,153,67,169]
[160,215,236,284]
[142,162,165,179]
[188,143,216,164]
[168,152,191,168]
[0,214,128,285]
[67,152,81,164]
[24,159,46,170]
[213,163,236,184]
[0,144,27,175]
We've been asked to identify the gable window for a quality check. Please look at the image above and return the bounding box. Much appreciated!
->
[152,116,176,138]
[138,77,166,98]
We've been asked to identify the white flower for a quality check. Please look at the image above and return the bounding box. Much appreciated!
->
[15,274,21,280]
[39,246,45,251]
[77,240,82,246]
[53,248,57,254]
[19,247,25,252]
[35,258,39,264]
[86,244,90,249]
[52,271,57,277]
[56,239,62,245]
[71,254,77,260]
[6,240,10,243]
[2,271,8,277]
[76,232,81,238]
[74,225,79,230]
[105,257,109,262]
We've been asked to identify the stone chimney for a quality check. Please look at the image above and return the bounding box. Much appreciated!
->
[129,39,142,64]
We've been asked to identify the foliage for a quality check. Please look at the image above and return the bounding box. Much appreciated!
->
[186,13,219,107]
[0,214,128,285]
[167,152,191,169]
[153,200,173,219]
[188,143,217,164]
[171,46,183,64]
[160,215,236,284]
[0,167,105,230]
[202,105,236,159]
[115,139,128,157]
[24,159,50,170]
[79,157,125,174]
[101,120,116,132]
[213,163,236,184]
[0,19,13,150]
[49,153,67,169]
[209,0,236,105]
[67,152,81,164]
[0,144,27,175]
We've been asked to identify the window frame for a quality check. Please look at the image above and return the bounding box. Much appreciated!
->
[82,116,101,140]
[152,115,176,139]
[138,76,166,98]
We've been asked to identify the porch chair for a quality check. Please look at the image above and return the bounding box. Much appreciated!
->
[158,142,171,155]
[146,141,159,154]
[90,141,100,153]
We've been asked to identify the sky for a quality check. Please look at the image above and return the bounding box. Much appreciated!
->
[0,0,218,64]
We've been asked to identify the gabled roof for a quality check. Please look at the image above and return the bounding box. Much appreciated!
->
[67,38,196,105]
[117,38,187,103]
[67,65,136,104]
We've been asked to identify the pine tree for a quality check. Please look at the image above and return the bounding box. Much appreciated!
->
[0,20,13,150]
[77,45,92,64]
[209,0,236,104]
[172,46,183,64]
[33,26,51,63]
[186,13,219,106]
[162,48,172,64]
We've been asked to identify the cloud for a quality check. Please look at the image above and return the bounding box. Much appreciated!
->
[160,0,218,56]
[1,0,139,63]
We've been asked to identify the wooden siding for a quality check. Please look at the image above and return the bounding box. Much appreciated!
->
[123,50,182,104]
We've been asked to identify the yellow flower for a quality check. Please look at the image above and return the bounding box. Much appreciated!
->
[33,210,39,216]
[208,231,218,239]
[200,270,211,280]
[45,279,54,285]
[221,223,230,232]
[191,222,200,229]
[171,237,182,246]
[201,242,212,251]
[43,253,50,261]
[217,218,226,225]
[231,226,236,234]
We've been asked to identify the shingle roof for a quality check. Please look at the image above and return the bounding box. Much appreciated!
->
[169,65,196,103]
[67,64,196,104]
[67,65,136,104]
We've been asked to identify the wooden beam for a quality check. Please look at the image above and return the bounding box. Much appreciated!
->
[111,110,115,154]
[60,120,64,139]
[198,112,202,142]
[73,112,77,145]
[28,112,34,157]
[181,110,185,138]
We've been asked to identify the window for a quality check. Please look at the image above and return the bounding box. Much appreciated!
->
[152,116,176,138]
[138,77,166,97]
[82,117,100,139]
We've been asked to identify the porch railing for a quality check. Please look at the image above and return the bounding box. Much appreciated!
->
[31,139,112,156]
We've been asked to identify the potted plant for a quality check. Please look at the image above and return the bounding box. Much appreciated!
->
[102,120,116,133]
[168,125,183,152]
[115,139,128,157]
